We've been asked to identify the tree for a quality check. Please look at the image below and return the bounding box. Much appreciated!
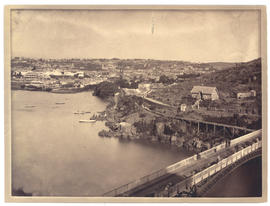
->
[158,75,174,85]
[93,81,119,98]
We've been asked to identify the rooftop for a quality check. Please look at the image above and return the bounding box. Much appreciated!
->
[191,86,217,94]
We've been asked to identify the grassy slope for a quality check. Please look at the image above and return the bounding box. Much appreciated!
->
[151,58,261,105]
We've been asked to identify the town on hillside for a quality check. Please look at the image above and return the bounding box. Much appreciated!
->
[11,57,262,153]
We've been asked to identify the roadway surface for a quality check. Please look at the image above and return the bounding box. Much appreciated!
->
[122,145,235,197]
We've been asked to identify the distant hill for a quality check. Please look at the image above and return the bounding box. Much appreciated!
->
[202,62,236,70]
[191,58,261,70]
[199,58,261,96]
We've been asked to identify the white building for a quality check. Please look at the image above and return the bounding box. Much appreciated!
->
[237,90,256,99]
[76,71,84,78]
[24,71,39,81]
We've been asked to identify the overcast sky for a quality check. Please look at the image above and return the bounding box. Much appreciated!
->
[11,9,260,62]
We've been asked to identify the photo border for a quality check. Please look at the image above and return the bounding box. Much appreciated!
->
[4,5,267,203]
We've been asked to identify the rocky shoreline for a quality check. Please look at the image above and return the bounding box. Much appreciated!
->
[93,95,219,153]
[92,86,260,154]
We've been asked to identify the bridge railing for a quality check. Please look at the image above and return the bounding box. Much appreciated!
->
[166,155,197,172]
[191,140,262,187]
[103,130,262,197]
[230,129,261,146]
[199,129,261,159]
[103,167,168,197]
[164,141,262,197]
[162,141,262,197]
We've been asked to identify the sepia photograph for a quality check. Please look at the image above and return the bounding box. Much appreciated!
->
[4,5,267,202]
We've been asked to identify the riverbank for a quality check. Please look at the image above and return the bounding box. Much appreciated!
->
[11,79,98,94]
[12,90,194,196]
[95,95,215,153]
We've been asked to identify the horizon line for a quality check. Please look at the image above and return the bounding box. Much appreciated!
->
[11,56,261,64]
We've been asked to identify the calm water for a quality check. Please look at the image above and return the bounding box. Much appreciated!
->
[11,90,193,196]
[205,157,262,197]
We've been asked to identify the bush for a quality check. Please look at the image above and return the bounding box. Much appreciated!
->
[93,81,119,98]
[158,75,174,85]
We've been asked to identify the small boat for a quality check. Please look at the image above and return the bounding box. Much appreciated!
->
[51,88,82,93]
[74,111,84,114]
[79,119,96,123]
[25,105,36,108]
[74,111,91,115]
[55,102,65,105]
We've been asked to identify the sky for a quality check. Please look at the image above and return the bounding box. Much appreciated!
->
[11,9,260,62]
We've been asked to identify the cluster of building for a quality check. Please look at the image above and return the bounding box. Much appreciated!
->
[11,57,218,94]
[176,85,257,115]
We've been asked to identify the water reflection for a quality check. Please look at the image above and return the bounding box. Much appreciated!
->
[205,157,262,197]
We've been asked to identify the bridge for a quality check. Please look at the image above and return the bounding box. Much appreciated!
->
[128,90,257,136]
[141,103,254,138]
[195,147,262,197]
[103,129,262,197]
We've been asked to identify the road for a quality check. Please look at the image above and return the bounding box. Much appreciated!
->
[123,146,235,197]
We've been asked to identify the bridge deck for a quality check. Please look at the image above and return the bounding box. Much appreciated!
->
[103,130,261,197]
[121,147,234,197]
[197,148,262,197]
[174,116,255,132]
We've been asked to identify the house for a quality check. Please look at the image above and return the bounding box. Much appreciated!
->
[122,88,140,96]
[180,104,187,112]
[76,71,84,79]
[138,83,151,92]
[237,90,256,99]
[23,71,39,81]
[250,90,256,97]
[49,70,63,78]
[191,86,219,101]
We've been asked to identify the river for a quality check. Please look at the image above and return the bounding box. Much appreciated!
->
[11,90,193,196]
[204,157,262,197]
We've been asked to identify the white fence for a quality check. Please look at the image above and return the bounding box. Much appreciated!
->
[230,129,261,146]
[166,155,197,172]
[191,141,262,186]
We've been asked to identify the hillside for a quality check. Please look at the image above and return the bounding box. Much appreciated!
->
[201,58,261,91]
[147,58,261,127]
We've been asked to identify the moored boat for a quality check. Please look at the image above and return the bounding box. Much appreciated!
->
[24,105,36,108]
[74,111,91,114]
[51,87,83,94]
[79,119,96,123]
